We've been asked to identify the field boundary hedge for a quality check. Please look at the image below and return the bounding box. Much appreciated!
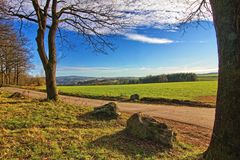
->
[59,91,215,108]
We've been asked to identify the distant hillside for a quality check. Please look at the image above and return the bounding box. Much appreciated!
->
[56,76,137,85]
[57,73,218,86]
[57,73,201,86]
[56,76,95,85]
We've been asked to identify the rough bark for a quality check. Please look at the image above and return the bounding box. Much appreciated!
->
[46,0,58,100]
[35,26,58,100]
[205,0,240,159]
[45,65,58,101]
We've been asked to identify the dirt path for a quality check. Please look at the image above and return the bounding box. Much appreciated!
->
[1,87,215,129]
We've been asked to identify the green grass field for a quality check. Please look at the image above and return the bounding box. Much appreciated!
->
[197,74,218,81]
[54,81,217,104]
[0,92,204,159]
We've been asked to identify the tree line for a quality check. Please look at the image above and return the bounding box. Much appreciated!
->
[76,73,197,86]
[119,73,197,85]
[138,73,197,84]
[0,21,32,86]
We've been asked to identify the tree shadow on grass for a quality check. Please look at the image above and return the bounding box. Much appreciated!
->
[76,111,127,129]
[90,130,170,158]
[0,101,34,105]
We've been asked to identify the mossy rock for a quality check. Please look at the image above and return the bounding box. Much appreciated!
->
[130,94,140,101]
[126,113,176,147]
[92,102,120,119]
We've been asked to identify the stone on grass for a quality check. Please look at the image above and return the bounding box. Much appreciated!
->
[92,102,120,119]
[130,94,140,101]
[126,113,176,147]
[8,92,25,99]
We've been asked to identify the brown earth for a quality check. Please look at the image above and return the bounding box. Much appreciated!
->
[196,96,216,105]
[156,118,211,148]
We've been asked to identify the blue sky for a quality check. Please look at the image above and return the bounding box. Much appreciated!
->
[17,20,217,77]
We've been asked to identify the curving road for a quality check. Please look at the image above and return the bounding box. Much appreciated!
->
[0,87,215,129]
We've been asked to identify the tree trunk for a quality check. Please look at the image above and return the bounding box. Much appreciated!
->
[205,0,240,159]
[45,0,58,101]
[8,70,11,84]
[1,65,3,85]
[32,0,59,101]
[45,64,58,101]
[35,24,58,101]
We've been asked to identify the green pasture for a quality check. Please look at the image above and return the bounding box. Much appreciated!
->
[197,74,218,81]
[55,81,217,103]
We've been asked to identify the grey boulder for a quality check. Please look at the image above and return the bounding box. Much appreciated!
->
[126,113,176,147]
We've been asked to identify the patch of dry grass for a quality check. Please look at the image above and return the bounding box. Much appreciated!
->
[0,92,204,159]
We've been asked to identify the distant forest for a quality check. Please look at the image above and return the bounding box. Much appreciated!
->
[77,73,197,86]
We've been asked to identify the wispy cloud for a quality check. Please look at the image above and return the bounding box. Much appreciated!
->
[12,0,212,35]
[117,0,212,29]
[124,33,174,44]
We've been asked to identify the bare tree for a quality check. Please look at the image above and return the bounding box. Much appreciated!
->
[0,22,32,86]
[3,0,128,100]
[13,38,32,85]
[0,23,16,85]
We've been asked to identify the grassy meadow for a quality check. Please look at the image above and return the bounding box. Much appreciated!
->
[53,81,217,104]
[197,74,218,81]
[0,92,205,159]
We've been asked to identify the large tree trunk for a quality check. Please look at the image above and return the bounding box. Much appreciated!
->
[45,64,58,101]
[45,22,58,101]
[1,65,4,85]
[36,27,58,101]
[205,0,240,159]
[45,0,58,101]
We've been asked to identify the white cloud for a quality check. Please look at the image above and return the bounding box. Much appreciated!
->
[9,0,212,34]
[124,33,174,44]
[117,0,212,29]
